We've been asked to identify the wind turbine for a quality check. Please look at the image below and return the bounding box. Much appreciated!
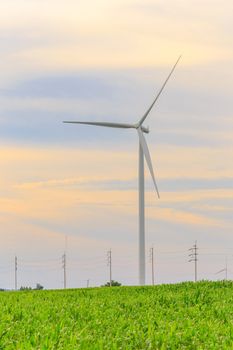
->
[63,56,181,285]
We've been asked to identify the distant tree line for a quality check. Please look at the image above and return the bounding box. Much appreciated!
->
[0,280,122,291]
[102,280,121,287]
[20,283,44,291]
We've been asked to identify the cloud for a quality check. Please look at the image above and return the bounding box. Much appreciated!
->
[0,0,232,86]
[0,65,232,149]
[14,174,233,195]
[15,176,137,191]
[147,206,222,228]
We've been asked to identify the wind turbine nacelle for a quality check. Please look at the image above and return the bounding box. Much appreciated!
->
[141,126,149,134]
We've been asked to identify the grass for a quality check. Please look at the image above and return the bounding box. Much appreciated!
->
[0,281,233,349]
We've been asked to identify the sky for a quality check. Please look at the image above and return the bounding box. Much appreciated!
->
[0,0,233,289]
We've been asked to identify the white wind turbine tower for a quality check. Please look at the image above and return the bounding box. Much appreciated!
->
[63,56,181,285]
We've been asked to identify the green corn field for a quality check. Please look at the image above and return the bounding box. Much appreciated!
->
[0,281,233,349]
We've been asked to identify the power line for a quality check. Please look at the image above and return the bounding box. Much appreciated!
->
[156,250,188,254]
[215,257,228,280]
[2,244,233,289]
[18,257,61,263]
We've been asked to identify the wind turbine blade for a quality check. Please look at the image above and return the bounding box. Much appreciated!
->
[137,128,160,198]
[63,121,136,129]
[138,55,181,127]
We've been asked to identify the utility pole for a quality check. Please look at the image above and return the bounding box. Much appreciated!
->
[149,247,155,285]
[107,249,112,286]
[86,279,90,288]
[15,256,17,291]
[62,235,68,289]
[225,257,228,280]
[62,253,66,289]
[188,241,198,282]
